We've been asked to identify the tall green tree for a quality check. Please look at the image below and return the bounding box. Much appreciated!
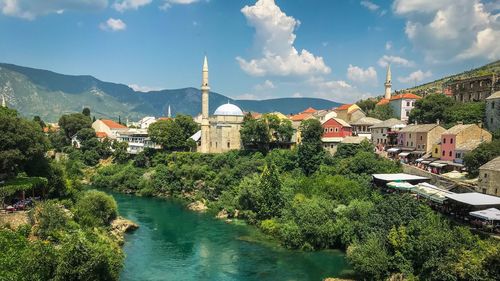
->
[443,101,485,125]
[174,114,200,141]
[409,94,456,124]
[82,107,91,117]
[256,163,283,219]
[369,104,395,120]
[58,113,92,139]
[464,140,500,178]
[33,116,46,129]
[297,119,324,176]
[356,98,377,114]
[148,119,186,151]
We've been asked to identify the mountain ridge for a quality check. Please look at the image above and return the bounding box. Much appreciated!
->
[0,63,341,122]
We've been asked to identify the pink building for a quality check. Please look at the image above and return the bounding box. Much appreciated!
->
[440,124,492,162]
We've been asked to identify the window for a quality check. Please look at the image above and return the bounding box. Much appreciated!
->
[442,150,445,156]
[422,145,425,149]
[410,142,413,146]
[443,138,446,144]
[482,188,487,194]
[406,111,410,117]
[409,133,412,138]
[450,138,453,144]
[330,144,334,148]
[492,101,495,109]
[435,148,438,154]
[420,135,423,140]
[329,128,333,132]
[491,118,494,124]
[324,128,327,132]
[470,82,474,89]
[335,128,339,132]
[227,142,230,148]
[406,141,409,146]
[449,151,452,157]
[455,152,461,158]
[406,101,410,106]
[484,173,488,178]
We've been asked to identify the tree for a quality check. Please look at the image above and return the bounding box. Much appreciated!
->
[335,139,374,159]
[31,201,69,241]
[0,108,48,179]
[73,190,118,228]
[112,142,129,164]
[240,114,270,153]
[82,107,91,117]
[175,114,200,141]
[58,113,92,139]
[76,128,96,142]
[256,163,283,219]
[347,234,390,280]
[369,104,395,120]
[83,150,100,166]
[297,119,324,176]
[33,116,46,129]
[148,119,188,151]
[356,98,377,114]
[443,102,485,125]
[464,140,500,178]
[409,94,456,124]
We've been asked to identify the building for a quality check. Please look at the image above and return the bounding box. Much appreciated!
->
[116,129,159,154]
[369,118,406,148]
[397,124,446,154]
[389,93,422,121]
[376,64,393,106]
[350,116,382,139]
[477,157,500,196]
[447,74,500,103]
[334,103,366,123]
[313,109,337,123]
[92,119,128,139]
[136,116,157,129]
[198,56,244,153]
[486,91,500,132]
[440,124,492,163]
[321,117,352,154]
[289,110,316,144]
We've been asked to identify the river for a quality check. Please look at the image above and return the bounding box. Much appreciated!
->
[108,192,352,281]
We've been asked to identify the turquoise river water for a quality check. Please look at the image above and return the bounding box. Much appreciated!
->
[109,192,352,281]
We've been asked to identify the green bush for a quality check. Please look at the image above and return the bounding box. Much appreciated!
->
[30,201,70,241]
[74,190,118,228]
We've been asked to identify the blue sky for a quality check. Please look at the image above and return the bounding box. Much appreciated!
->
[0,0,498,103]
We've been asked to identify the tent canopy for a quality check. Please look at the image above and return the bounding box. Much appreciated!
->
[469,208,500,221]
[399,152,410,157]
[387,181,414,191]
[387,148,400,153]
[445,193,500,207]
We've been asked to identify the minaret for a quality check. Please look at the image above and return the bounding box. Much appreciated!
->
[384,64,392,100]
[200,56,210,153]
[1,95,5,107]
[168,105,172,118]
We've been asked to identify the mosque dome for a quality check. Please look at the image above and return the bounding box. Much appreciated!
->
[213,103,244,116]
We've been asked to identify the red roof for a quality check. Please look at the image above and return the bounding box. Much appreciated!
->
[251,112,262,119]
[302,107,317,114]
[335,104,352,111]
[100,119,127,129]
[376,98,390,106]
[290,113,312,121]
[390,93,422,101]
[158,117,172,121]
[96,132,108,138]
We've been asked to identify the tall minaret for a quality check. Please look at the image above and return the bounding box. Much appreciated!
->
[167,105,172,118]
[384,64,392,100]
[200,56,210,153]
[1,95,5,107]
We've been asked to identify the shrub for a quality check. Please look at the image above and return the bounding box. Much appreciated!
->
[74,190,118,228]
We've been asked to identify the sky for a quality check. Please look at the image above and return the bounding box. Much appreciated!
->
[0,0,499,103]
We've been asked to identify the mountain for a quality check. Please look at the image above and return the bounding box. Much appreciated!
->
[0,63,341,122]
[405,60,500,95]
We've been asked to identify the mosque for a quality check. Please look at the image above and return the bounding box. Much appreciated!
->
[196,56,245,153]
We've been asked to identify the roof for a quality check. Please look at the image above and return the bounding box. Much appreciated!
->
[214,103,244,116]
[321,137,343,143]
[479,157,500,171]
[190,130,201,142]
[390,93,422,101]
[302,107,317,114]
[158,117,172,121]
[100,119,127,129]
[250,112,262,119]
[442,124,476,135]
[290,112,313,121]
[369,118,405,129]
[469,208,500,221]
[350,116,382,126]
[486,91,500,100]
[342,136,368,144]
[445,193,500,207]
[324,117,351,127]
[96,132,108,138]
[455,139,482,151]
[376,98,390,106]
[372,173,429,182]
[335,104,352,111]
[399,124,441,133]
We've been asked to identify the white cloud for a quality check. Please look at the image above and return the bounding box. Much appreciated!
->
[309,76,369,103]
[292,92,302,98]
[235,93,258,100]
[360,1,379,11]
[398,70,432,84]
[385,41,392,50]
[160,0,200,10]
[236,0,331,77]
[347,65,377,85]
[129,84,162,92]
[100,18,127,31]
[113,0,151,12]
[378,55,415,67]
[254,79,276,91]
[0,0,107,20]
[393,0,500,62]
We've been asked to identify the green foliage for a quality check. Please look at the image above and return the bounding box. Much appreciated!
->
[347,234,390,280]
[369,104,395,120]
[335,139,374,159]
[73,190,118,228]
[82,107,91,117]
[443,102,485,126]
[297,119,324,176]
[240,113,294,153]
[112,142,129,164]
[77,128,96,142]
[409,94,456,124]
[83,150,100,166]
[58,113,92,139]
[33,115,46,129]
[30,201,70,241]
[148,116,199,151]
[255,163,284,219]
[464,140,500,178]
[356,98,377,114]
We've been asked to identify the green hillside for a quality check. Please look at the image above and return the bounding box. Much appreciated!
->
[0,63,340,122]
[405,60,500,95]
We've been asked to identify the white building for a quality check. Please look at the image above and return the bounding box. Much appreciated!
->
[92,119,128,139]
[116,128,160,154]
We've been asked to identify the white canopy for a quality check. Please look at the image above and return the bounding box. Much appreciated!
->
[373,173,428,182]
[445,193,500,207]
[470,208,500,221]
[399,152,410,157]
[387,148,400,153]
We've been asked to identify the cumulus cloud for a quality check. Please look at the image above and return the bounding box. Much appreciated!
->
[385,41,392,50]
[113,0,151,12]
[0,0,107,20]
[378,55,415,67]
[292,92,302,98]
[100,18,127,31]
[128,84,162,92]
[393,0,500,62]
[254,80,276,91]
[398,70,432,84]
[236,0,331,77]
[308,76,369,103]
[235,93,259,100]
[160,0,201,10]
[347,65,378,84]
[360,1,379,11]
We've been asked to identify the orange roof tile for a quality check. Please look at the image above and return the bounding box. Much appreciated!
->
[100,119,127,129]
[158,117,172,121]
[251,112,262,119]
[302,107,317,114]
[390,93,422,101]
[376,98,390,106]
[96,132,108,138]
[335,104,352,111]
[290,113,312,121]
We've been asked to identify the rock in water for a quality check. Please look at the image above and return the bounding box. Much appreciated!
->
[111,217,139,245]
[187,200,207,212]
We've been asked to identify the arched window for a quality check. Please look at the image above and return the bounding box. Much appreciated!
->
[449,151,452,157]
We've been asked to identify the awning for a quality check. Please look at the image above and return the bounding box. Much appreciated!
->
[413,182,455,204]
[387,148,400,153]
[399,152,410,157]
[421,160,432,164]
[469,208,500,221]
[410,151,426,155]
[387,181,414,191]
[430,162,447,168]
[415,158,424,162]
[446,193,500,207]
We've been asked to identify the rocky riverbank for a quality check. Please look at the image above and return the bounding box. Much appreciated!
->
[111,216,139,245]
